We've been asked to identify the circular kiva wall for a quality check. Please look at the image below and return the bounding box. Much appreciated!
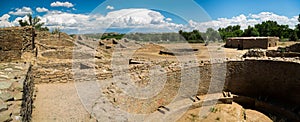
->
[225,60,300,121]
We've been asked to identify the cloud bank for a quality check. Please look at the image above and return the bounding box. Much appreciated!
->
[38,8,183,33]
[0,7,298,34]
[8,7,32,16]
[186,12,298,32]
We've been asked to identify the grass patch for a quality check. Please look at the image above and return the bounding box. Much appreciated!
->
[210,107,218,113]
[189,114,199,122]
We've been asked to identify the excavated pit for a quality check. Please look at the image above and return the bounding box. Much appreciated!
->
[225,60,300,121]
[159,48,199,56]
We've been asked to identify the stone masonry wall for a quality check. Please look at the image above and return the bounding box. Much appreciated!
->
[20,64,34,122]
[225,39,242,48]
[286,43,300,52]
[32,63,74,84]
[243,39,268,49]
[225,60,300,105]
[0,27,34,62]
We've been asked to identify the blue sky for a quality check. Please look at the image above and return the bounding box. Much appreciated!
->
[196,0,300,19]
[0,0,299,33]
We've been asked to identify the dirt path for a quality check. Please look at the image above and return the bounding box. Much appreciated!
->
[32,83,95,122]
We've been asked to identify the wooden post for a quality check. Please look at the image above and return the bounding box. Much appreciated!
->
[31,27,35,50]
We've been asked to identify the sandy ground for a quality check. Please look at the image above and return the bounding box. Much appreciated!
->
[133,43,248,62]
[32,83,96,122]
[177,102,272,122]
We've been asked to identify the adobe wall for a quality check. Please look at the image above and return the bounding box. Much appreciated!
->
[243,39,268,49]
[226,38,278,49]
[225,39,242,48]
[0,27,34,62]
[267,38,278,47]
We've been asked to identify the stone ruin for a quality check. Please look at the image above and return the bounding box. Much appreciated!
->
[0,27,35,62]
[0,27,35,121]
[243,43,300,59]
[243,49,266,58]
[0,27,299,121]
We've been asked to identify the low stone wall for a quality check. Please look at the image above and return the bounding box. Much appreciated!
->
[32,62,74,84]
[266,50,300,57]
[20,64,34,121]
[286,43,300,52]
[0,27,34,62]
[33,68,73,84]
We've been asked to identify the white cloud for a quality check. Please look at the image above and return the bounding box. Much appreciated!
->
[0,14,10,21]
[48,10,63,14]
[38,8,182,33]
[36,7,49,13]
[8,7,32,16]
[0,14,12,27]
[0,14,30,27]
[50,1,74,8]
[186,12,298,32]
[106,5,114,10]
[166,18,172,21]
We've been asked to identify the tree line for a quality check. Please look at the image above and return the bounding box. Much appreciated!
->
[179,14,300,42]
[218,19,299,41]
[97,29,222,43]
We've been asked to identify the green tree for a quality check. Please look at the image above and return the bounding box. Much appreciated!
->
[179,30,183,35]
[18,14,48,31]
[243,26,259,37]
[289,30,298,41]
[218,25,243,40]
[296,14,300,40]
[255,21,281,37]
[18,19,29,27]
